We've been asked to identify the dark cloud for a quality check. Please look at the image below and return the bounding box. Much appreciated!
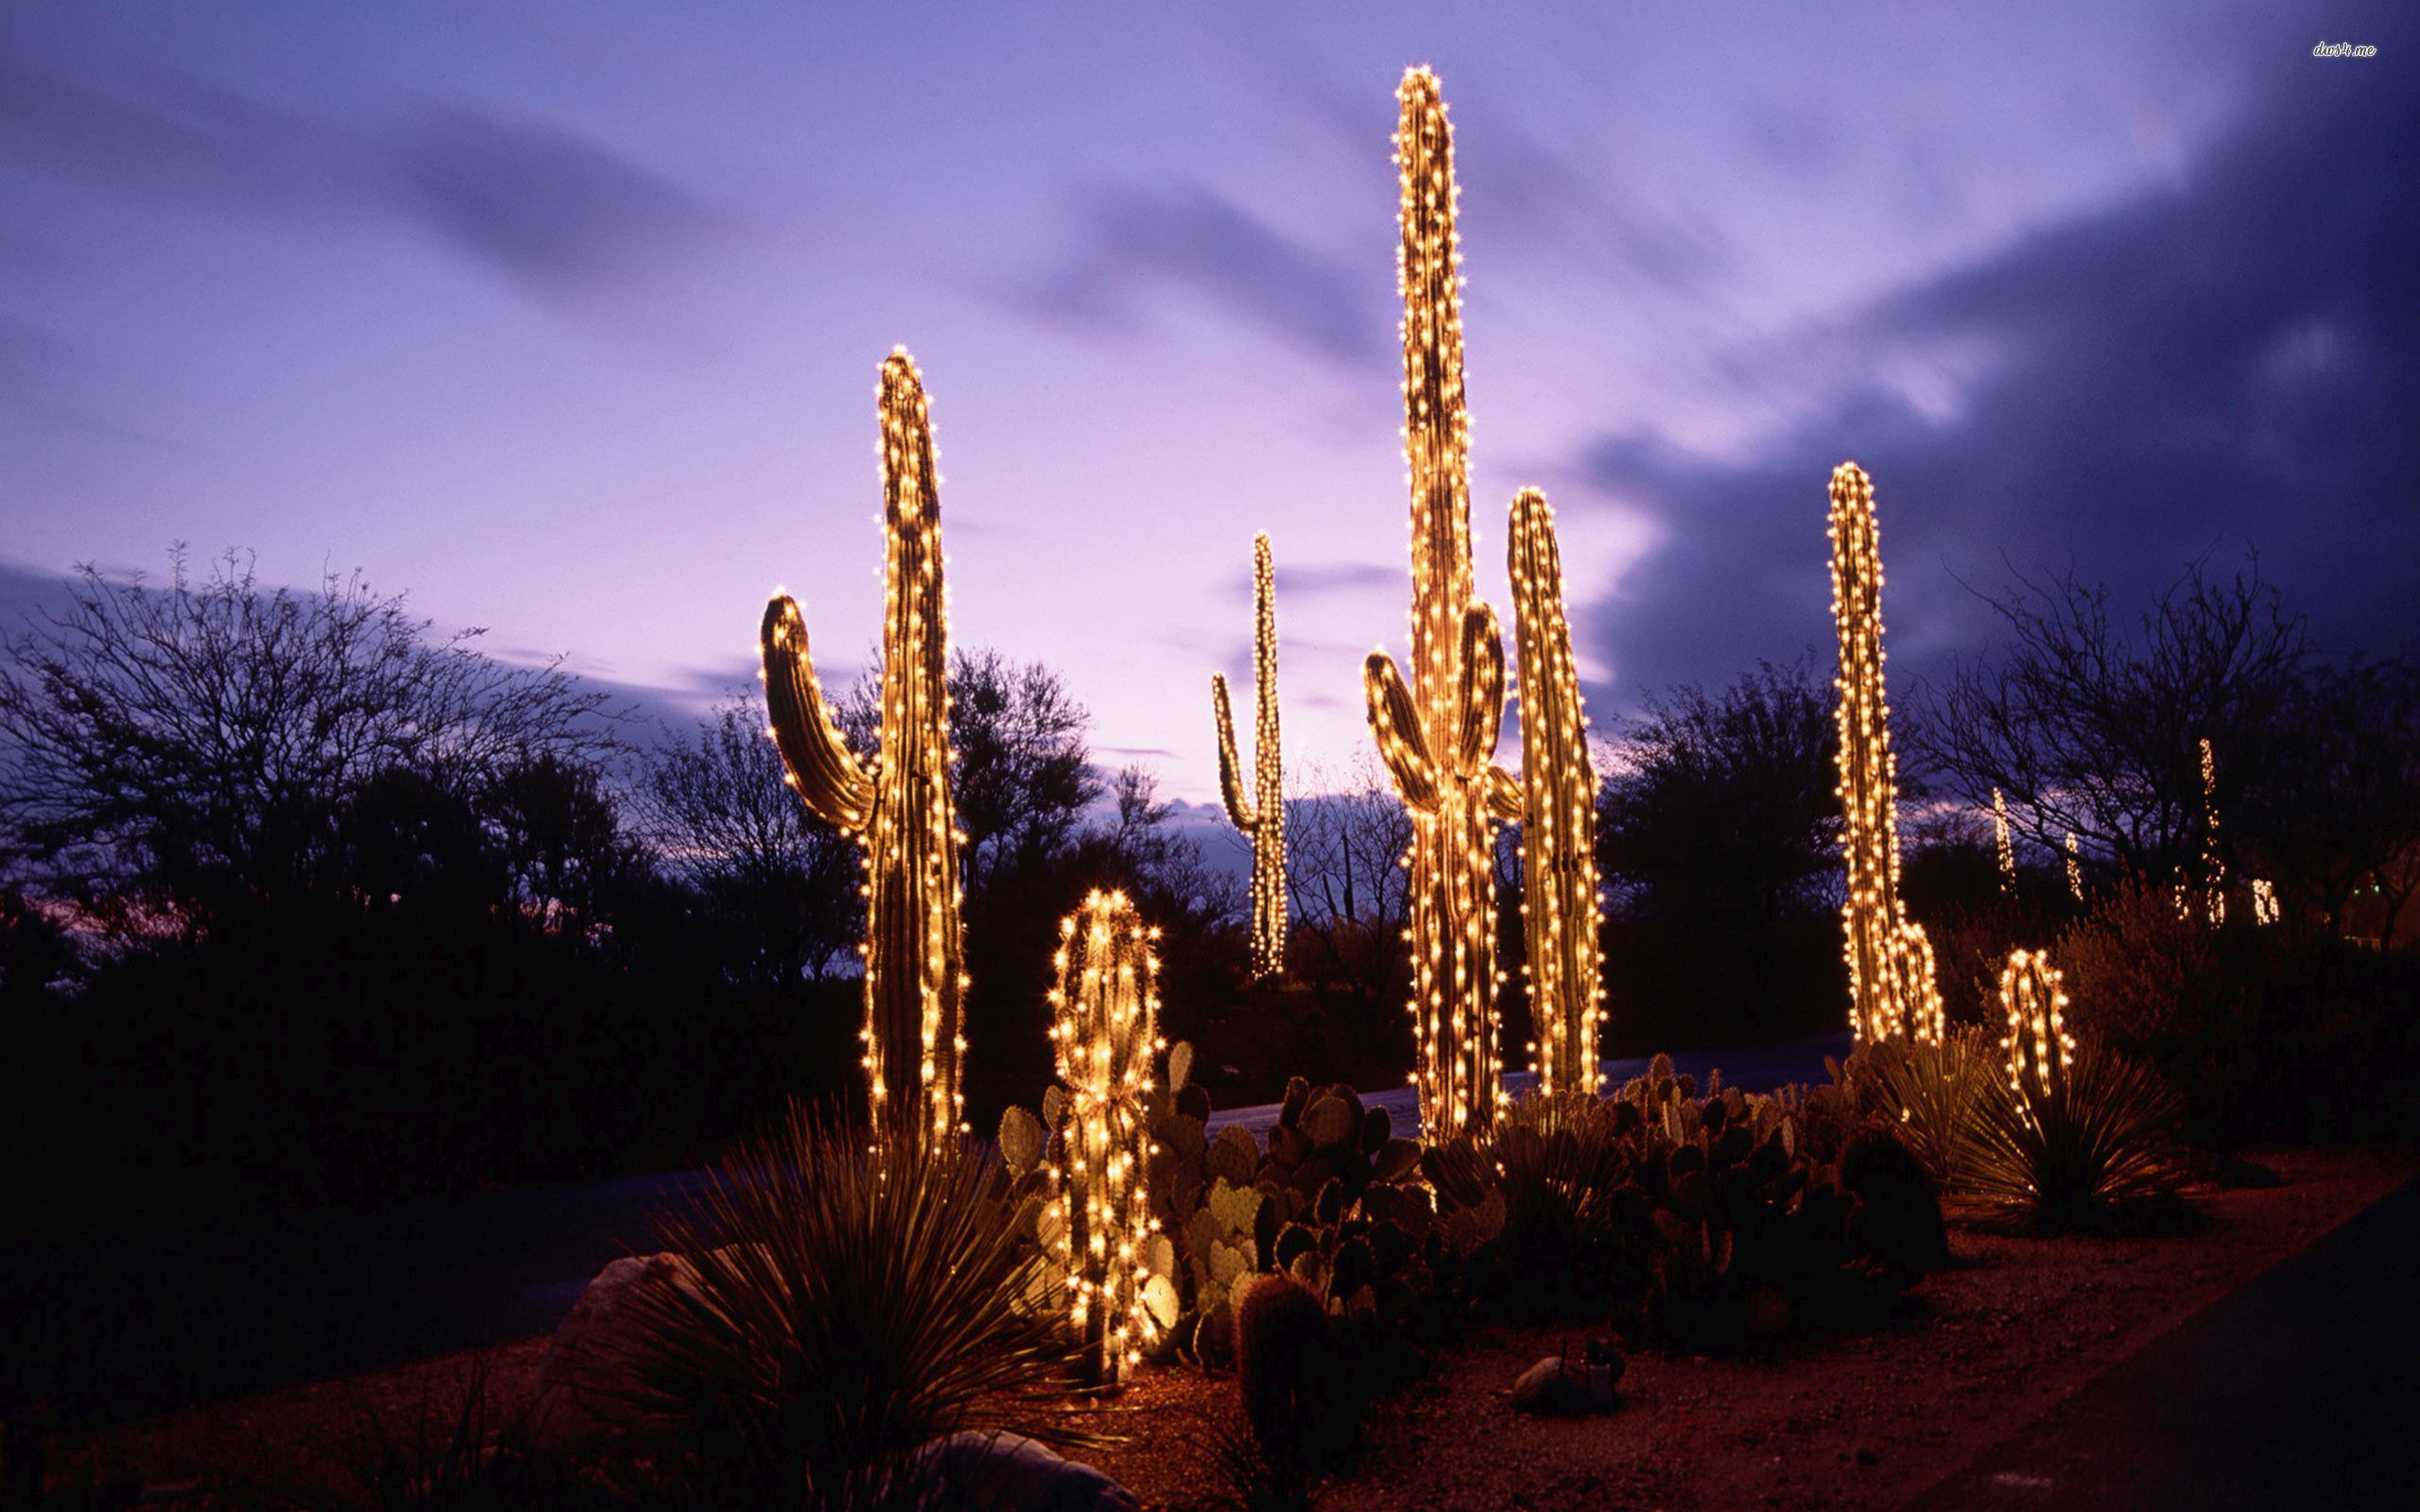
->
[0,39,726,297]
[389,108,724,290]
[1577,58,2419,703]
[1020,180,1389,366]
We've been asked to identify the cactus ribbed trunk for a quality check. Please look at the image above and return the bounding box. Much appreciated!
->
[1507,489,1605,1095]
[1365,68,1516,1143]
[1046,889,1166,1385]
[1212,533,1288,981]
[1999,948,2072,1098]
[1827,461,1930,1044]
[761,349,968,1147]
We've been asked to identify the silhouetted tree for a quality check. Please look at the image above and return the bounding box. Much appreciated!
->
[1912,556,2307,887]
[1598,657,1839,931]
[640,697,861,986]
[0,548,627,936]
[1283,757,1414,1013]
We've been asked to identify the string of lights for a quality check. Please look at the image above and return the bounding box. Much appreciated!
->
[1212,533,1288,981]
[760,349,971,1147]
[1363,67,1515,1141]
[1045,889,1167,1385]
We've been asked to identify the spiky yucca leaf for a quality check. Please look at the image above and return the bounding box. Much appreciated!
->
[1961,1032,2192,1233]
[607,1107,1087,1511]
[1854,1027,1995,1189]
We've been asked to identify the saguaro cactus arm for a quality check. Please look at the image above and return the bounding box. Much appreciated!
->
[760,597,875,831]
[1364,651,1441,812]
[1210,673,1256,829]
[1454,603,1507,773]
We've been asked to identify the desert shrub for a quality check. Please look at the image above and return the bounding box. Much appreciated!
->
[1961,1030,2193,1234]
[2059,882,2420,1143]
[608,1107,1086,1512]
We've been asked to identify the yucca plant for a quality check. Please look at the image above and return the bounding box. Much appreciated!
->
[1851,1026,1996,1189]
[604,1105,1090,1511]
[1961,1030,2193,1233]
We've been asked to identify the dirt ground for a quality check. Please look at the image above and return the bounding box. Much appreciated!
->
[43,1146,2417,1510]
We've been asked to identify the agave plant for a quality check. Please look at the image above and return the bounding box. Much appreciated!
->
[606,1106,1088,1511]
[1961,1030,2193,1233]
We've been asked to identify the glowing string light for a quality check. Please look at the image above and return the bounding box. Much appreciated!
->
[1998,947,2074,1100]
[2066,831,2084,902]
[760,349,971,1147]
[1044,889,1167,1385]
[1827,461,1933,1043]
[2199,737,2226,926]
[1363,67,1515,1141]
[1993,787,2016,897]
[1211,533,1288,981]
[1507,489,1606,1093]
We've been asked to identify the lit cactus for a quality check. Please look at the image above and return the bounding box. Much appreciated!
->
[1364,67,1518,1142]
[1993,787,2016,897]
[1998,948,2074,1099]
[1507,488,1605,1095]
[1045,889,1168,1385]
[1892,921,1946,1047]
[2066,831,2084,902]
[2199,736,2226,925]
[760,348,968,1146]
[1827,461,1930,1042]
[1211,533,1288,981]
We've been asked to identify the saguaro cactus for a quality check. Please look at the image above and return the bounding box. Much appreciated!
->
[1045,889,1167,1385]
[761,348,968,1146]
[1365,67,1518,1141]
[1998,948,2073,1099]
[1827,461,1930,1043]
[1993,788,2016,897]
[1507,488,1605,1095]
[1212,533,1288,981]
[2198,736,2226,925]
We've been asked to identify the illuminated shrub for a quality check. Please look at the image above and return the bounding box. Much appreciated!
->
[1045,889,1169,1384]
[1967,948,2190,1231]
[1212,532,1288,981]
[1508,489,1607,1095]
[760,350,968,1146]
[1363,68,1518,1140]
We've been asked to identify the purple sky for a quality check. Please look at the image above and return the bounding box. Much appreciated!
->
[4,2,2411,807]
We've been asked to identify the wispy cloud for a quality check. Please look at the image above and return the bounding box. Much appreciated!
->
[0,39,730,300]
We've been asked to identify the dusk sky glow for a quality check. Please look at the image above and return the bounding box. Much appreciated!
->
[4,1,2411,810]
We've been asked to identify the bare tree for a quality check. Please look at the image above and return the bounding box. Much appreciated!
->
[1912,556,2307,886]
[1283,755,1414,1010]
[640,696,861,984]
[0,548,626,937]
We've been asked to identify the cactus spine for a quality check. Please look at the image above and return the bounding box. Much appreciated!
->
[1998,948,2073,1099]
[1365,68,1518,1141]
[760,349,968,1146]
[1827,461,1931,1044]
[1212,533,1288,980]
[1507,489,1605,1095]
[1046,889,1167,1385]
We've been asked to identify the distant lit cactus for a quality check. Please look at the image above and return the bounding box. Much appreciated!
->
[1827,461,1932,1043]
[1364,67,1518,1142]
[1045,889,1168,1385]
[1993,788,2016,897]
[2198,737,2226,925]
[1212,533,1288,981]
[761,349,968,1145]
[1998,948,2073,1098]
[1507,488,1605,1094]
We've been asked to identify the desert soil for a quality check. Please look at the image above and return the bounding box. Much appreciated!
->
[43,1146,2417,1511]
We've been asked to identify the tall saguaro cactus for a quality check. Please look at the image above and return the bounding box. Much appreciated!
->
[1365,68,1518,1141]
[1827,461,1931,1044]
[761,349,968,1146]
[1046,889,1167,1385]
[1211,533,1288,981]
[1507,488,1605,1095]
